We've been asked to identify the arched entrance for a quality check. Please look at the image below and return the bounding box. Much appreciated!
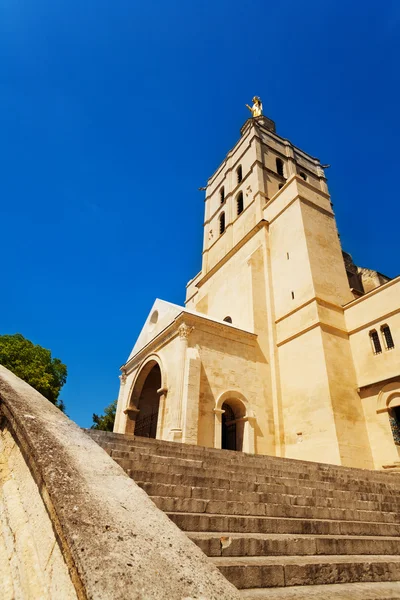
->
[389,405,400,446]
[221,403,237,450]
[127,362,162,438]
[220,399,247,452]
[214,391,256,454]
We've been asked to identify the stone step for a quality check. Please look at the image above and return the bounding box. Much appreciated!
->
[151,495,398,523]
[212,554,400,589]
[186,532,400,557]
[115,455,400,495]
[134,474,400,505]
[240,581,400,598]
[87,431,400,487]
[138,481,400,513]
[107,445,400,490]
[167,512,400,537]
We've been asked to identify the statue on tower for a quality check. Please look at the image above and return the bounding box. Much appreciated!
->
[246,96,263,118]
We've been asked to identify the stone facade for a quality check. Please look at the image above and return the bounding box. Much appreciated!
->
[115,114,400,470]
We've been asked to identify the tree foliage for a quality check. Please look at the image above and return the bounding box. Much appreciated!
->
[0,333,67,411]
[91,400,117,431]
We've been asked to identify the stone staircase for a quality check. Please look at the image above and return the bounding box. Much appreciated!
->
[87,430,400,599]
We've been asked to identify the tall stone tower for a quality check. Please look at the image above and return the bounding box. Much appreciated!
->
[115,106,399,471]
[185,113,371,467]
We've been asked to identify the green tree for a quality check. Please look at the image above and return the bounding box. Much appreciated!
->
[91,400,117,431]
[0,333,67,411]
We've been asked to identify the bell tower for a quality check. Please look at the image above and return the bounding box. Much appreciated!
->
[185,101,373,468]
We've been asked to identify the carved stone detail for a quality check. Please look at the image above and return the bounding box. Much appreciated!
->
[178,323,194,340]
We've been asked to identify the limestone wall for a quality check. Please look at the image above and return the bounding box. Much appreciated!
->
[0,365,240,600]
[0,425,77,600]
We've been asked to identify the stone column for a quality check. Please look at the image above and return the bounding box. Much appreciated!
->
[114,371,127,433]
[242,416,256,453]
[213,408,225,449]
[156,386,168,439]
[182,348,201,444]
[169,323,193,442]
[123,406,140,435]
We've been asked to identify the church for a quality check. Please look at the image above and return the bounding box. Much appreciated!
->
[113,102,400,471]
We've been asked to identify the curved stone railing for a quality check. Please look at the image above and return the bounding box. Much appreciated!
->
[0,365,240,600]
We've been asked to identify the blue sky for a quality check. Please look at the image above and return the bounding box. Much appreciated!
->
[1,1,399,426]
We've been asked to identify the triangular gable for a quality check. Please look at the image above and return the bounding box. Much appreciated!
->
[126,299,184,362]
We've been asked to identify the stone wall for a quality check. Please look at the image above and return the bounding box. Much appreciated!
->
[0,365,239,600]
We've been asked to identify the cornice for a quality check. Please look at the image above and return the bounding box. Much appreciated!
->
[343,275,400,309]
[347,305,400,335]
[196,221,268,289]
[275,296,343,326]
[122,311,256,374]
[276,320,348,347]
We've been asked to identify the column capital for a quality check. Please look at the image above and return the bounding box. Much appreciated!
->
[178,323,194,340]
[120,371,127,385]
[123,406,140,421]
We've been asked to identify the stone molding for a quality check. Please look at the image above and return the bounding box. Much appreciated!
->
[0,366,240,600]
[343,275,400,310]
[123,313,256,375]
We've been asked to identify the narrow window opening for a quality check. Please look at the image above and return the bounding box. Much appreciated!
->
[291,291,295,300]
[276,158,284,177]
[299,172,307,181]
[236,165,243,184]
[370,330,382,355]
[381,325,395,350]
[219,212,225,235]
[287,252,290,260]
[237,191,244,215]
[220,187,225,204]
[223,316,232,323]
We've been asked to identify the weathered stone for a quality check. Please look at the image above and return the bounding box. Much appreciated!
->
[0,366,240,600]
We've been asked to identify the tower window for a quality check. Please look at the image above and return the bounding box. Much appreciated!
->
[220,187,225,204]
[299,172,307,181]
[276,158,284,177]
[219,212,225,235]
[381,325,395,350]
[291,291,295,299]
[223,316,232,323]
[236,191,244,215]
[236,165,243,184]
[370,330,382,355]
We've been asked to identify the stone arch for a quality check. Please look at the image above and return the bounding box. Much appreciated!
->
[213,390,256,453]
[124,354,168,438]
[377,381,400,451]
[376,381,400,413]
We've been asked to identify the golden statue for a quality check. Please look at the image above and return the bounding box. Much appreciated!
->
[246,96,263,118]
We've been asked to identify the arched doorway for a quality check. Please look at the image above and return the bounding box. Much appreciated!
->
[132,363,161,438]
[221,403,237,450]
[389,404,400,446]
[221,399,246,452]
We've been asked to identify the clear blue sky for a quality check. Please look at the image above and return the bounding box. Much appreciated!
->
[1,1,399,427]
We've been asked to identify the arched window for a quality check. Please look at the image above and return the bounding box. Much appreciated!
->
[276,158,284,177]
[370,330,382,355]
[220,187,225,204]
[299,172,307,181]
[236,165,243,184]
[236,191,244,215]
[223,316,232,323]
[381,325,395,350]
[219,212,225,235]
